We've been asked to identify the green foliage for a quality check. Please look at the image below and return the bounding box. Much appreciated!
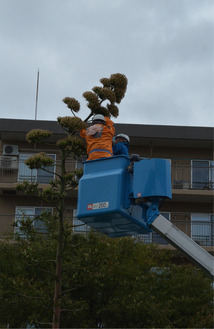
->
[40,186,62,202]
[16,181,39,196]
[14,216,35,240]
[0,238,55,327]
[0,234,213,328]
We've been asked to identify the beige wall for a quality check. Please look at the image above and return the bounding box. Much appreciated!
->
[130,145,212,160]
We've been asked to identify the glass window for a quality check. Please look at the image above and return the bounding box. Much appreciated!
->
[191,160,213,189]
[34,207,52,233]
[191,213,213,246]
[75,160,84,170]
[72,209,90,233]
[75,156,87,171]
[18,153,56,183]
[18,154,37,182]
[15,207,51,236]
[15,207,34,237]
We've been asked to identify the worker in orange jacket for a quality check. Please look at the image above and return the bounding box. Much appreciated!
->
[80,114,115,161]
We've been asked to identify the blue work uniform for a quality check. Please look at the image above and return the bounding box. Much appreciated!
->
[113,142,129,157]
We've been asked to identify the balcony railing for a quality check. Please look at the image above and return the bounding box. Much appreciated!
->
[0,158,79,184]
[1,213,213,246]
[0,159,213,191]
[171,163,214,190]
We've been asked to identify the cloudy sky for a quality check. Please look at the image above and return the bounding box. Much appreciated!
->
[0,0,213,127]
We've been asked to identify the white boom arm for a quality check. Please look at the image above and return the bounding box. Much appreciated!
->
[151,214,214,278]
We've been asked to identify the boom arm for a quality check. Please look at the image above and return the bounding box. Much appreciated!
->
[150,214,214,278]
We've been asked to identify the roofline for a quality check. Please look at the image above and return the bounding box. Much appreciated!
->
[0,118,213,141]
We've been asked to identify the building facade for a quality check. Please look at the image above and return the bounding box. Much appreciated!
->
[0,118,213,253]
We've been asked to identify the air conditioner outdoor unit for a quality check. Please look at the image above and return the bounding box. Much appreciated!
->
[3,144,19,156]
[0,156,18,170]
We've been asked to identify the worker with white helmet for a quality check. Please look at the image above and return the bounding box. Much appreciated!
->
[80,114,115,161]
[113,133,130,157]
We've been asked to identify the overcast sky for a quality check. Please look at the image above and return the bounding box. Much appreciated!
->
[0,0,213,127]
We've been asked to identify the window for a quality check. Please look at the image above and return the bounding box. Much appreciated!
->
[15,207,52,236]
[75,159,84,170]
[191,160,214,190]
[72,209,91,233]
[75,156,87,171]
[191,213,214,246]
[18,153,56,183]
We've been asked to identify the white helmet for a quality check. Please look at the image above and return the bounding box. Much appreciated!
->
[92,114,105,123]
[115,133,130,143]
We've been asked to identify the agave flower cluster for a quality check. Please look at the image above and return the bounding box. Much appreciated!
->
[62,97,80,113]
[57,116,87,135]
[26,129,52,144]
[63,73,128,120]
[25,152,55,170]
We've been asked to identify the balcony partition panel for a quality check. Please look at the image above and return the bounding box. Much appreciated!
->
[171,213,191,236]
[171,160,190,189]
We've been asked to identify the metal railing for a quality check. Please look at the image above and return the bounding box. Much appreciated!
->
[171,163,214,190]
[1,213,213,246]
[137,220,214,247]
[0,159,213,190]
[0,159,80,184]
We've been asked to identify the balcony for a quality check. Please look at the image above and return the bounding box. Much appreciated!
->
[0,157,79,185]
[0,159,213,191]
[1,212,213,249]
[171,161,214,190]
[133,212,214,250]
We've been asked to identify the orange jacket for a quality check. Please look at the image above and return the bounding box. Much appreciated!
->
[80,116,115,161]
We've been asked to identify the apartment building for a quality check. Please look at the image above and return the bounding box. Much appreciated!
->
[0,118,213,252]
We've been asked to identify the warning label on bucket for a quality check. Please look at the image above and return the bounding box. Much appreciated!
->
[87,202,109,210]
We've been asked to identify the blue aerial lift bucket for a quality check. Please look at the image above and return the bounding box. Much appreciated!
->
[77,155,172,237]
[77,155,214,279]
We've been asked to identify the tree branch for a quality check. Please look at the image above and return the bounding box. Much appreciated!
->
[61,286,79,295]
[39,166,62,179]
[17,293,46,300]
[84,112,93,122]
[61,307,84,313]
[36,321,52,327]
